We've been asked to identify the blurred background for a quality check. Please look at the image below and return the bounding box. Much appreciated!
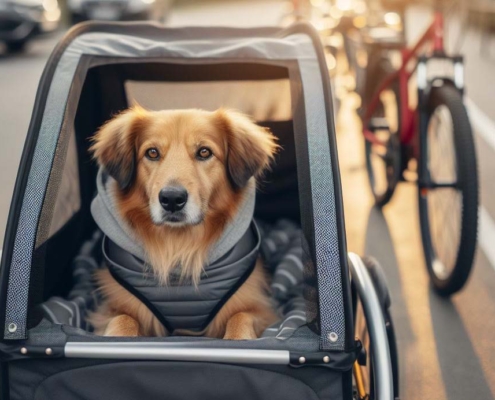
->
[1,0,495,398]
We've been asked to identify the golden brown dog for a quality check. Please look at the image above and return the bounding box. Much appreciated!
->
[89,106,279,340]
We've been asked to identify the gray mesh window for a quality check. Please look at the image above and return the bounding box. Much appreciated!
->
[44,132,81,243]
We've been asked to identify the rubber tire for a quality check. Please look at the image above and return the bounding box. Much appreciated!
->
[368,311,399,400]
[362,257,399,400]
[354,301,398,400]
[418,84,478,296]
[363,56,402,207]
[5,40,26,53]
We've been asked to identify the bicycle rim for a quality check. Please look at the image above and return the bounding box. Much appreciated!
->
[365,88,401,205]
[424,105,462,280]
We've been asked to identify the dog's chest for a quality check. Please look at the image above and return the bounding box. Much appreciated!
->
[103,223,259,333]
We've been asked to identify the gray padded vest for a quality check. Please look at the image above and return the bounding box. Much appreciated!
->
[102,222,260,333]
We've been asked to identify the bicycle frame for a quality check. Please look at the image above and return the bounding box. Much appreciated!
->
[362,11,446,148]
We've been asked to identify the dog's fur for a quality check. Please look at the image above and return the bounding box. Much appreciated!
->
[89,107,279,339]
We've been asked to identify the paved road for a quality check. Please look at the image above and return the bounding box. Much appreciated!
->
[0,1,495,399]
[0,33,63,246]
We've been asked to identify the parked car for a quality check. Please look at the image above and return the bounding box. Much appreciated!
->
[0,0,61,52]
[67,0,170,23]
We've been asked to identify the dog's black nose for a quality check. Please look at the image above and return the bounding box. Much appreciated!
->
[159,187,188,212]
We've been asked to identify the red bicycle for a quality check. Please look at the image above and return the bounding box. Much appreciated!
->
[358,3,478,296]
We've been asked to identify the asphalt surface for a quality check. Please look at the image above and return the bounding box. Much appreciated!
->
[0,33,64,247]
[1,1,495,399]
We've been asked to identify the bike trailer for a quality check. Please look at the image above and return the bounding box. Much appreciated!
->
[0,22,397,400]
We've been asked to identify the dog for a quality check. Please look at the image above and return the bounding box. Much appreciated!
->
[89,106,279,340]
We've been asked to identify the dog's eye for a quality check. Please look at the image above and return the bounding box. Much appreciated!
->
[145,148,160,160]
[196,147,213,160]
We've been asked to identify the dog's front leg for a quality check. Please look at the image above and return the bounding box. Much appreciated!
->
[223,312,257,340]
[104,314,140,337]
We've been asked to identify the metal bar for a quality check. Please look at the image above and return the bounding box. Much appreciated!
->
[65,342,291,365]
[454,61,464,90]
[363,23,436,138]
[399,49,413,144]
[363,128,386,146]
[403,22,435,66]
[353,361,368,400]
[363,69,400,122]
[418,181,458,189]
[348,253,394,400]
[432,11,445,53]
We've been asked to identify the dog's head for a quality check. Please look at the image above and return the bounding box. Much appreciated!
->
[91,107,278,228]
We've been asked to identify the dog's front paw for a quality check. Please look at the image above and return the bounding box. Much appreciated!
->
[223,312,258,340]
[104,315,140,337]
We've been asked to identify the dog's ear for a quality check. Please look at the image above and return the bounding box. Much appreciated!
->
[215,109,279,190]
[90,106,148,192]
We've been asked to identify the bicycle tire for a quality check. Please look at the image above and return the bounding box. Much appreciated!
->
[361,256,399,400]
[418,84,478,296]
[353,299,397,400]
[363,57,402,207]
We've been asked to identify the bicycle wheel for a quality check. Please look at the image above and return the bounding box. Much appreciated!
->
[353,290,398,400]
[418,84,478,296]
[354,299,374,400]
[364,57,402,207]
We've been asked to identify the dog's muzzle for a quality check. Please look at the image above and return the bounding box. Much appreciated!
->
[153,185,202,226]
